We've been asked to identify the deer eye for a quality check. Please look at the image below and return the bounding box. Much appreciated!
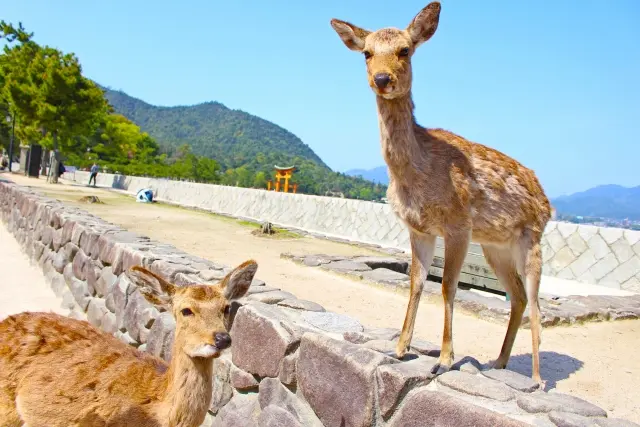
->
[399,47,410,57]
[181,308,194,316]
[363,50,372,59]
[223,304,231,317]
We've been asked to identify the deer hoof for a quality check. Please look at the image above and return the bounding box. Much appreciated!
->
[430,362,451,376]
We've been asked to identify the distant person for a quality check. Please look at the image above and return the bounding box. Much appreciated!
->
[58,160,66,177]
[0,156,7,171]
[88,163,99,187]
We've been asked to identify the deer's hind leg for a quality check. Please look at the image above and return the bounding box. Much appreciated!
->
[481,244,527,370]
[516,231,544,385]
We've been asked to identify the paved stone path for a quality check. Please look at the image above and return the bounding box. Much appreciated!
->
[0,223,66,321]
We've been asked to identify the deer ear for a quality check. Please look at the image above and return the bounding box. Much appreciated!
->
[406,2,441,48]
[125,266,176,309]
[330,19,371,52]
[219,260,258,301]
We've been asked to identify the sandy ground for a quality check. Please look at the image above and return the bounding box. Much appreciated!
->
[4,173,640,422]
[0,222,67,321]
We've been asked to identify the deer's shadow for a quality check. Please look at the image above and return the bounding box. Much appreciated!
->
[501,351,584,390]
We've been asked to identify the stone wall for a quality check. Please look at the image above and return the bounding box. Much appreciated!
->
[68,170,640,292]
[2,178,637,427]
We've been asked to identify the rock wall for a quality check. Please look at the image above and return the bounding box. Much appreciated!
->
[68,170,640,292]
[2,179,637,427]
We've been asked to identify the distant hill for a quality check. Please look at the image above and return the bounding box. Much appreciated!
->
[345,166,389,184]
[97,85,387,201]
[551,184,640,220]
[100,85,326,170]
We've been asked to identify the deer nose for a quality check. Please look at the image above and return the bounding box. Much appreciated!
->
[374,73,391,89]
[214,332,231,350]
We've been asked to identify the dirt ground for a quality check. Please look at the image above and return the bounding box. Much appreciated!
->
[7,174,640,422]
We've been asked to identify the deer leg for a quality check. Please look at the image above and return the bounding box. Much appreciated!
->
[482,245,527,370]
[521,237,544,386]
[395,232,436,358]
[431,230,470,376]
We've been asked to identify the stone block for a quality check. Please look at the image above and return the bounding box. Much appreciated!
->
[298,332,398,427]
[258,377,321,427]
[437,370,516,402]
[101,312,118,334]
[230,303,299,377]
[84,259,102,296]
[362,268,410,283]
[150,259,198,281]
[257,406,302,427]
[114,275,133,330]
[389,388,528,427]
[41,225,54,247]
[321,260,372,273]
[277,298,325,312]
[94,266,118,297]
[548,411,598,427]
[247,290,296,304]
[376,356,439,419]
[516,391,607,417]
[566,232,588,256]
[68,277,92,312]
[352,256,409,273]
[611,239,635,264]
[230,363,259,390]
[123,289,155,342]
[595,418,640,427]
[210,355,233,414]
[60,289,76,310]
[590,253,619,281]
[278,350,298,385]
[105,293,116,313]
[51,228,64,251]
[146,312,176,362]
[599,227,623,245]
[550,247,577,273]
[480,369,540,392]
[212,393,260,427]
[87,298,109,328]
[48,271,67,298]
[301,311,364,334]
[72,249,90,280]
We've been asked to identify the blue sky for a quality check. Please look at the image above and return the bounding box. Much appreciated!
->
[3,0,639,197]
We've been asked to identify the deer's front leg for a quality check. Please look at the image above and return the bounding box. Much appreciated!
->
[395,232,436,358]
[431,229,470,375]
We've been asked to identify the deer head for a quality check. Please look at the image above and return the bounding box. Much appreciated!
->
[330,2,441,99]
[125,260,257,359]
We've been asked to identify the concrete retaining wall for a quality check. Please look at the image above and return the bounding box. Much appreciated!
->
[68,170,640,292]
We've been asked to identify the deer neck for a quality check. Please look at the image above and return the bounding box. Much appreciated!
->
[376,93,421,177]
[161,349,214,426]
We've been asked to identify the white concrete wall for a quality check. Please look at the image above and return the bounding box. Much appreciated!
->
[68,171,640,291]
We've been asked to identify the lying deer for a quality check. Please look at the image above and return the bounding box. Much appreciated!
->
[0,260,257,427]
[330,2,552,384]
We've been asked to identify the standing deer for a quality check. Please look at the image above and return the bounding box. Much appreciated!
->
[0,260,257,427]
[330,2,551,384]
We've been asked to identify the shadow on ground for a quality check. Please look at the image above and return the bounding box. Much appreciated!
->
[506,351,584,390]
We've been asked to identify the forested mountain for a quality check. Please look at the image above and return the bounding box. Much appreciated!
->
[101,86,325,169]
[551,184,640,220]
[99,86,387,200]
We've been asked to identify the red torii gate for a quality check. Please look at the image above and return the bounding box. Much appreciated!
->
[266,165,298,193]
